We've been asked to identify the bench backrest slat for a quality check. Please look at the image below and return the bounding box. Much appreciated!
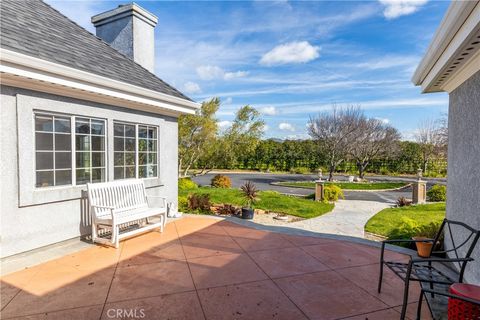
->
[87,179,148,219]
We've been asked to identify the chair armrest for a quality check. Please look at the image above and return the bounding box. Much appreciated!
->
[421,288,480,305]
[411,257,474,264]
[383,239,434,244]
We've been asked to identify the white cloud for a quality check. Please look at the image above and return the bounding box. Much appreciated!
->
[259,106,277,116]
[196,65,248,81]
[353,55,420,71]
[196,65,224,80]
[262,124,270,132]
[260,41,320,66]
[379,0,428,19]
[224,71,249,80]
[218,120,233,129]
[183,81,202,94]
[375,117,390,124]
[286,133,311,140]
[224,97,233,105]
[279,122,295,132]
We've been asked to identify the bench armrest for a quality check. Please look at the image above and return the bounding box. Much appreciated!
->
[91,204,115,210]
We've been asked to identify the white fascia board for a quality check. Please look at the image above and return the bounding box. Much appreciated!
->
[0,48,200,115]
[412,1,479,92]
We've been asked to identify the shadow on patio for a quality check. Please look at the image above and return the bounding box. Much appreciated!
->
[0,216,432,320]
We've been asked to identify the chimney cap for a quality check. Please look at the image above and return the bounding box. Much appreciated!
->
[91,2,158,27]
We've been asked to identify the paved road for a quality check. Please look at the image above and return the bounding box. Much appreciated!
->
[191,172,445,204]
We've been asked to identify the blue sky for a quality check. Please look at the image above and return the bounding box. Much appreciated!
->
[48,0,450,140]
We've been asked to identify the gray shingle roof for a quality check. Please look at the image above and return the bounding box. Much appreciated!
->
[0,0,192,101]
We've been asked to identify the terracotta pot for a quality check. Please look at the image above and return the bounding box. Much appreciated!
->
[412,237,433,258]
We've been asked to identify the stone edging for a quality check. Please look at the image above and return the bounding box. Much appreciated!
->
[270,181,412,192]
[180,214,417,257]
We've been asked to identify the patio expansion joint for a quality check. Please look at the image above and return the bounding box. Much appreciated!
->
[0,266,44,313]
[293,241,403,318]
[223,224,313,320]
[98,243,125,320]
[0,302,106,320]
[174,221,208,320]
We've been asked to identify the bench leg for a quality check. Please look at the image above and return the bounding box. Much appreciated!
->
[112,225,120,248]
[92,222,98,244]
[160,215,164,232]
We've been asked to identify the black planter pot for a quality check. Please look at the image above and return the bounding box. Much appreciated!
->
[241,208,254,219]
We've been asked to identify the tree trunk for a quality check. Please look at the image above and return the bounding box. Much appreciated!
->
[178,158,183,178]
[357,161,368,179]
[328,165,335,181]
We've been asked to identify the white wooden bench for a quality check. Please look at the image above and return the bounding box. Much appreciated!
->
[87,179,167,248]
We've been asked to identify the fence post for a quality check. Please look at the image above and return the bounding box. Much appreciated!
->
[412,169,427,204]
[315,169,324,202]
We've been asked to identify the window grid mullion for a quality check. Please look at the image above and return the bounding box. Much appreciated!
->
[135,124,139,179]
[72,115,76,186]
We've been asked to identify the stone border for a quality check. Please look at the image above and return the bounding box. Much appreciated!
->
[271,181,412,192]
[181,214,417,257]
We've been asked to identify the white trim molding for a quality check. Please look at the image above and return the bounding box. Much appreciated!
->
[412,1,480,93]
[0,49,200,116]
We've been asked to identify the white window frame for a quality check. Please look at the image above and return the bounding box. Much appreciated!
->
[34,111,107,188]
[113,121,159,180]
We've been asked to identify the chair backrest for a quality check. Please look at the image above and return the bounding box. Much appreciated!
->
[432,218,480,280]
[87,179,148,219]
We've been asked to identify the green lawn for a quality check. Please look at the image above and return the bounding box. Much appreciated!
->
[277,181,408,190]
[179,187,334,219]
[365,203,446,238]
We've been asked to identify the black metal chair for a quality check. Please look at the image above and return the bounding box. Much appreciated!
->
[377,218,480,320]
[416,287,480,320]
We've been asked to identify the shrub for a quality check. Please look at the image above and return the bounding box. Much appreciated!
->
[187,193,212,212]
[289,167,310,174]
[427,184,446,202]
[323,185,344,202]
[396,197,412,207]
[178,177,198,190]
[178,196,188,211]
[388,218,443,247]
[211,174,232,188]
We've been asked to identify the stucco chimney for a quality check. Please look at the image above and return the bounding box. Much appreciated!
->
[91,3,158,73]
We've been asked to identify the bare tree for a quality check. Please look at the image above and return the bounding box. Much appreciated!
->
[308,104,363,181]
[415,119,443,173]
[350,118,401,179]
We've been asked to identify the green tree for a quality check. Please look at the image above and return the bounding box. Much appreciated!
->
[223,105,265,168]
[178,98,219,177]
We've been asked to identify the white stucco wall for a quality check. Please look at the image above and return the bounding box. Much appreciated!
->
[447,70,480,284]
[0,85,179,257]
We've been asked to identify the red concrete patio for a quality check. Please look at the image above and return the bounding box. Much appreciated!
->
[0,216,432,320]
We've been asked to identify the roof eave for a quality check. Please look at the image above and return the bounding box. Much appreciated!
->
[0,49,200,116]
[412,1,480,93]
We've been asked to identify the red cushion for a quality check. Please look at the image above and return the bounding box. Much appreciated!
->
[450,283,480,301]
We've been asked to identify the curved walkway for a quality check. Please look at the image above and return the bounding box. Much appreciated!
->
[288,200,391,238]
[248,200,391,238]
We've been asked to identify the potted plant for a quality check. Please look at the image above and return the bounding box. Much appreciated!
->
[412,223,442,258]
[240,181,258,219]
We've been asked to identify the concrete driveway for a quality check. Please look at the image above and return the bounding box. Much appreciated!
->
[191,172,443,204]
